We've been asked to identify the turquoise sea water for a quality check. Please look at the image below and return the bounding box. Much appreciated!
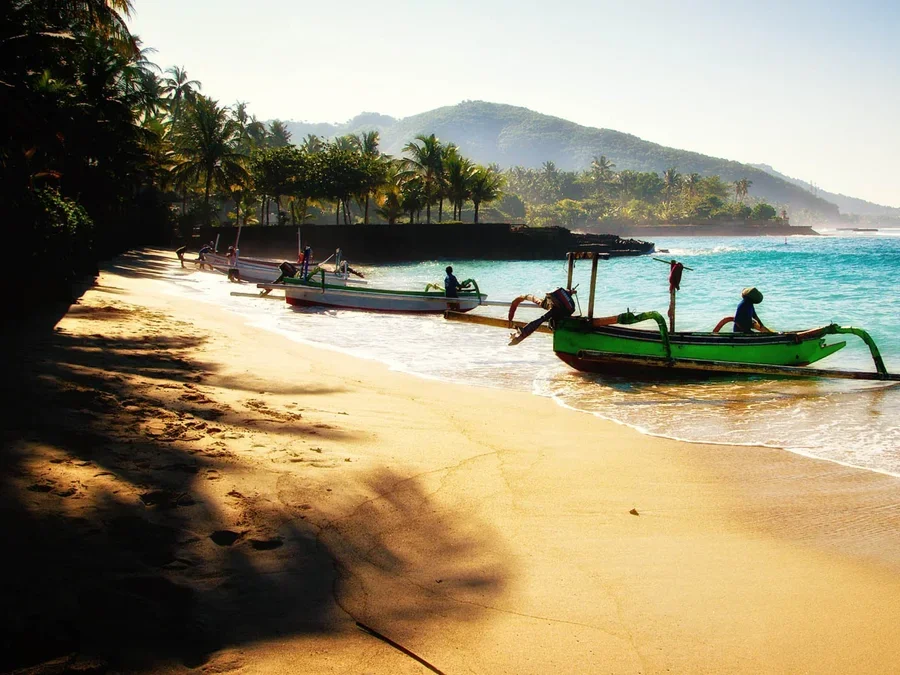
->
[170,231,900,476]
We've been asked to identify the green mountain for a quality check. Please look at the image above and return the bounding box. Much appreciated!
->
[282,101,842,220]
[751,163,900,218]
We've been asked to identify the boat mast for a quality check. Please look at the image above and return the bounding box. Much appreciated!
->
[587,255,599,319]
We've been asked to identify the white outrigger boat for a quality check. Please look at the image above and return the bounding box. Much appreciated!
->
[200,252,284,283]
[201,251,366,285]
[258,269,486,313]
[194,227,365,285]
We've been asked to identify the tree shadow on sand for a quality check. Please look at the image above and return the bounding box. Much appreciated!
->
[0,296,510,672]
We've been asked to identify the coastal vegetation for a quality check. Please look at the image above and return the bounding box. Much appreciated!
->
[1,0,824,312]
[283,101,847,224]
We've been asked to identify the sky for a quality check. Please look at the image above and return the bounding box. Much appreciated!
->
[128,0,900,207]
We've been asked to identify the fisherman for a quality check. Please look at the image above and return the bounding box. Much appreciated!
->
[300,246,312,278]
[444,266,461,298]
[445,265,462,311]
[195,241,215,268]
[733,287,768,333]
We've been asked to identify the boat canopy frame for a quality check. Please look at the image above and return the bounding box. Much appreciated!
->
[562,251,897,381]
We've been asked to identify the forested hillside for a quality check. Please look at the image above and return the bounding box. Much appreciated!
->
[282,101,841,221]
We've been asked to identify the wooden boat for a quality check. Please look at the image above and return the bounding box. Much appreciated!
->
[260,270,487,314]
[200,251,366,285]
[200,252,284,283]
[449,250,897,381]
[553,314,854,376]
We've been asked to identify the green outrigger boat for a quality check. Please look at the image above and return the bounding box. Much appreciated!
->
[490,251,897,381]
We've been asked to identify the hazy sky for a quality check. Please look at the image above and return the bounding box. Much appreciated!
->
[129,0,900,207]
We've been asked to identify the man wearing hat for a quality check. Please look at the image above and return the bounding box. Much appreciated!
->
[734,287,768,333]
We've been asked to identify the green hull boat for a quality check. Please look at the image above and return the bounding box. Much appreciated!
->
[499,250,896,381]
[553,316,849,377]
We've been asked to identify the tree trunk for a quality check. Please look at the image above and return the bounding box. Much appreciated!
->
[364,193,369,225]
[438,198,443,222]
[204,170,212,223]
[336,202,340,225]
[426,202,431,223]
[235,199,240,226]
[474,201,480,224]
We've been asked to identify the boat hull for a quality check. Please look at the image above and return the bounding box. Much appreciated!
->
[553,320,846,376]
[283,281,484,313]
[201,253,283,283]
[201,254,365,285]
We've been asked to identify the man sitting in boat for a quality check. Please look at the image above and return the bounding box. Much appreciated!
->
[733,287,768,333]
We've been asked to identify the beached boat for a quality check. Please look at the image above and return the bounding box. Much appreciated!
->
[449,250,897,381]
[199,251,366,285]
[260,271,486,313]
[200,252,284,283]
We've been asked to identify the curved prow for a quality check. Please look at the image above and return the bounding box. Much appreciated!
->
[712,316,734,333]
[459,279,482,303]
[827,325,888,375]
[508,294,547,322]
[509,288,576,346]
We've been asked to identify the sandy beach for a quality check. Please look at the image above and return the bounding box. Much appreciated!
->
[4,249,900,674]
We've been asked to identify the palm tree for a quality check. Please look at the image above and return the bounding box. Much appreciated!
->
[352,131,386,224]
[302,134,325,154]
[246,115,268,148]
[590,155,616,182]
[268,119,292,147]
[399,176,428,224]
[332,134,356,152]
[173,96,248,221]
[444,150,475,221]
[232,101,253,153]
[733,178,752,204]
[468,166,505,224]
[401,133,444,223]
[683,172,701,196]
[162,66,201,125]
[353,130,380,156]
[663,167,681,203]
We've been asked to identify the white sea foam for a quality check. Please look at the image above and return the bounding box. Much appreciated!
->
[163,236,900,477]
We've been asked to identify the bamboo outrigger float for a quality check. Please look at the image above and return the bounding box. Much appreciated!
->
[446,250,899,382]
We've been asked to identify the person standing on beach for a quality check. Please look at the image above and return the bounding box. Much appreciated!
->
[733,287,768,332]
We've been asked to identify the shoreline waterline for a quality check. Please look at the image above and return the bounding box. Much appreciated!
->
[168,233,900,478]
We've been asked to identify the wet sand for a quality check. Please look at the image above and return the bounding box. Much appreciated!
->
[3,249,900,674]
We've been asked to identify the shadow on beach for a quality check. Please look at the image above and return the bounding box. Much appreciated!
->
[0,274,509,672]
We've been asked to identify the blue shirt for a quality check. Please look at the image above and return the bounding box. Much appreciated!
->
[445,273,460,298]
[733,298,760,332]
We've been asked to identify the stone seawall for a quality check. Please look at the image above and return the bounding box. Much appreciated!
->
[193,223,655,262]
[581,223,819,238]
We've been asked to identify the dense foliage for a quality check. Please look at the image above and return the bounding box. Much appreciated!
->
[2,0,169,308]
[4,1,844,314]
[501,160,784,228]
